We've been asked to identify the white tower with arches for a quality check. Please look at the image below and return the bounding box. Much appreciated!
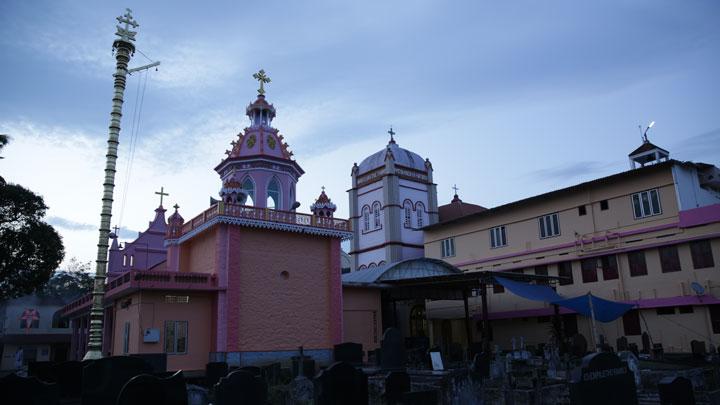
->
[348,129,438,270]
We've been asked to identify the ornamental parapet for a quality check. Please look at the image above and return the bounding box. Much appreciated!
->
[169,202,352,244]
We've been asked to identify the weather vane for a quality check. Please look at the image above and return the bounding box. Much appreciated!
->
[115,8,139,42]
[253,69,271,95]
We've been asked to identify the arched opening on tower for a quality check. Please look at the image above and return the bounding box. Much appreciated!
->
[267,177,281,209]
[242,177,255,206]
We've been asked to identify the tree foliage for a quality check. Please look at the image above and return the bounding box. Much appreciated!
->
[38,257,94,300]
[0,182,65,300]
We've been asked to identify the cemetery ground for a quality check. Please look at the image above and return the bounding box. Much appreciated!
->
[1,328,719,404]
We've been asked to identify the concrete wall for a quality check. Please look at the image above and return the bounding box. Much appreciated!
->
[179,229,217,274]
[111,291,213,371]
[342,287,383,356]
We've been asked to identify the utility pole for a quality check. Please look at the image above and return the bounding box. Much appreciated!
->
[84,9,139,360]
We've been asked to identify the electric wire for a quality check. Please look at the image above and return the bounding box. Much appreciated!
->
[116,68,149,238]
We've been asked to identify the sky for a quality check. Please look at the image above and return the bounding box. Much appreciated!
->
[1,1,719,266]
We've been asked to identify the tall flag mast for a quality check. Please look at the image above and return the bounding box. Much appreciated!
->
[84,8,139,360]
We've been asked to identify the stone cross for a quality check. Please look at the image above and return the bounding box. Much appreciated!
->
[253,69,271,95]
[155,186,169,206]
[388,126,396,143]
[115,8,139,42]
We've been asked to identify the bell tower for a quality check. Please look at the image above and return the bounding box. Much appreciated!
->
[214,70,304,210]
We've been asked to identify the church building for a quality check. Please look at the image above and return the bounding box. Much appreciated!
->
[62,75,352,370]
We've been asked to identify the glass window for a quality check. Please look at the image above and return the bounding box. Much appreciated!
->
[690,240,715,269]
[632,189,662,219]
[441,238,455,258]
[557,262,573,285]
[600,200,609,210]
[538,213,560,238]
[659,246,681,273]
[373,203,381,228]
[403,202,412,228]
[578,206,587,216]
[490,226,507,248]
[416,203,425,228]
[123,322,130,354]
[362,206,370,232]
[601,255,619,280]
[627,251,648,277]
[581,258,598,283]
[534,265,549,285]
[267,178,281,209]
[164,321,188,354]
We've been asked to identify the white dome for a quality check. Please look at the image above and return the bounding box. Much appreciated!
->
[357,142,426,174]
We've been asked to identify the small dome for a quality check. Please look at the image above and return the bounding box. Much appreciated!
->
[357,141,426,175]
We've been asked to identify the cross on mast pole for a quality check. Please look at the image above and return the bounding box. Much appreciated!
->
[84,8,139,361]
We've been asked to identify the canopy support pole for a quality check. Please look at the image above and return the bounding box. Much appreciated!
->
[462,289,472,357]
[480,282,491,352]
[587,293,601,352]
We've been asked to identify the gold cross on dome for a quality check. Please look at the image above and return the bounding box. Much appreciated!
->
[155,186,169,206]
[252,69,271,95]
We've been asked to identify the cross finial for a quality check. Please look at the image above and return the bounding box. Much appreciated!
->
[252,69,271,95]
[321,186,326,192]
[155,186,169,207]
[173,203,180,211]
[388,126,396,143]
[452,184,459,195]
[115,8,139,43]
[112,225,120,235]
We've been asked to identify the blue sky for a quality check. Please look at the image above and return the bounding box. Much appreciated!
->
[1,1,719,264]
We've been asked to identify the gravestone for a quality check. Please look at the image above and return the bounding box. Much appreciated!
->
[130,353,167,373]
[205,361,228,387]
[0,372,60,405]
[81,355,153,405]
[214,370,267,405]
[569,352,638,405]
[403,390,439,405]
[51,360,84,399]
[314,361,368,405]
[28,361,56,382]
[261,362,282,386]
[691,340,707,359]
[381,328,406,370]
[383,371,411,404]
[117,370,187,405]
[658,376,695,405]
[570,333,588,358]
[240,366,263,378]
[652,343,665,360]
[471,352,490,378]
[618,351,641,388]
[186,384,208,405]
[290,376,314,404]
[641,332,651,354]
[291,356,316,378]
[617,336,629,352]
[334,342,364,364]
[368,348,382,366]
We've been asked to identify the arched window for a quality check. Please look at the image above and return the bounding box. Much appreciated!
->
[362,206,371,231]
[129,255,134,267]
[403,201,413,228]
[267,178,281,209]
[409,305,427,337]
[416,202,425,228]
[368,262,376,268]
[123,255,127,267]
[242,177,255,206]
[373,202,381,228]
[358,264,367,270]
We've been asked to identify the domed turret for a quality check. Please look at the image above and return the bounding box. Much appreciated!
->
[310,187,337,218]
[166,204,185,239]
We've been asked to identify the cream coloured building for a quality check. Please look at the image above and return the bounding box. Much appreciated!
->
[423,142,720,353]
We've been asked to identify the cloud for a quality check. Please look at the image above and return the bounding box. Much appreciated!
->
[673,128,720,162]
[46,216,95,231]
[532,161,619,181]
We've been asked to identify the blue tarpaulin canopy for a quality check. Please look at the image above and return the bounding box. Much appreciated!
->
[495,277,635,323]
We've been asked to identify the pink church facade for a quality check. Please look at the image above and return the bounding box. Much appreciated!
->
[62,84,351,371]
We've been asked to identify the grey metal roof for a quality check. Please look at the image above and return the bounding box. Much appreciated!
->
[342,258,461,285]
[357,142,426,174]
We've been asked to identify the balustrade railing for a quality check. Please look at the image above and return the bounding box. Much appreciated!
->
[178,202,351,237]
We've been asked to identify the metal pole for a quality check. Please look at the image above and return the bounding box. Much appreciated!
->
[587,293,601,353]
[480,282,490,353]
[462,289,472,357]
[84,9,138,360]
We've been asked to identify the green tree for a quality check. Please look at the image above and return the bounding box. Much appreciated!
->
[0,182,65,300]
[38,257,93,299]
